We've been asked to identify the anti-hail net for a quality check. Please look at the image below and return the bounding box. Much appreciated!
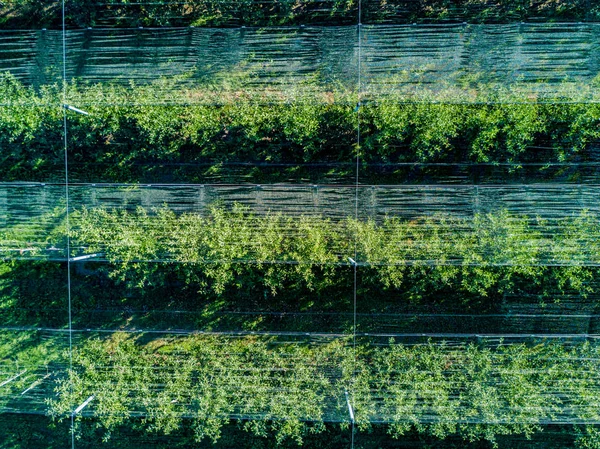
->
[0,0,600,447]
[1,24,599,102]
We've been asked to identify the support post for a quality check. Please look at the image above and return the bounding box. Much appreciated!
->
[21,373,51,395]
[0,370,27,387]
[345,390,355,423]
[69,253,103,262]
[73,395,95,415]
[64,104,90,116]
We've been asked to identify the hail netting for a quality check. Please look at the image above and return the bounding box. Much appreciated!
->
[0,25,598,101]
[0,0,599,446]
[1,183,600,263]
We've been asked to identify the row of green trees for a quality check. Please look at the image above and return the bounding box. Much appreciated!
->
[67,206,598,298]
[5,204,598,315]
[0,205,591,309]
[1,75,599,181]
[47,332,600,448]
[1,0,597,29]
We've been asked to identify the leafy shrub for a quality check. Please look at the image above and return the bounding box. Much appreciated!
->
[2,76,599,182]
[48,334,600,447]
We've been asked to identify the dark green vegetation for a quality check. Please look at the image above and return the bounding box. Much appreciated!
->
[1,0,598,29]
[1,76,600,182]
[68,206,600,300]
[2,205,600,446]
[2,70,600,444]
[2,2,600,446]
[0,414,592,449]
[45,333,600,447]
[4,205,599,306]
[2,204,600,446]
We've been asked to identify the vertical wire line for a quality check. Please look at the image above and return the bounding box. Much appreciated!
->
[351,0,362,448]
[61,1,75,448]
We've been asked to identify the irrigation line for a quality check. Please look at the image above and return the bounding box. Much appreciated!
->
[22,20,600,32]
[2,325,598,339]
[20,373,51,396]
[0,370,27,388]
[7,181,600,189]
[11,255,600,268]
[73,395,95,415]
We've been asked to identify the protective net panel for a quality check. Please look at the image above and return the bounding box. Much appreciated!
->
[1,0,600,448]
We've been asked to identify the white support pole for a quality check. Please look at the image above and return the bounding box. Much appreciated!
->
[0,369,27,387]
[348,257,357,266]
[64,104,90,116]
[73,395,95,415]
[69,253,102,262]
[345,390,355,423]
[21,373,51,395]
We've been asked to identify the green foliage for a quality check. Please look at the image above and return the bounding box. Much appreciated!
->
[47,334,600,448]
[363,0,597,24]
[48,333,347,445]
[0,204,565,322]
[1,0,596,29]
[0,75,63,180]
[1,203,595,308]
[360,340,600,446]
[1,76,599,182]
[577,426,600,449]
[48,205,595,304]
[69,205,348,295]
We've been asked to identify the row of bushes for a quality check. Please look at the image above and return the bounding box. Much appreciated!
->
[1,76,599,182]
[14,415,590,449]
[1,0,597,29]
[70,206,599,296]
[47,332,600,448]
[1,205,594,309]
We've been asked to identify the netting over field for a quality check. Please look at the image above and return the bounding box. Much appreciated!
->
[1,0,600,448]
[1,24,600,101]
